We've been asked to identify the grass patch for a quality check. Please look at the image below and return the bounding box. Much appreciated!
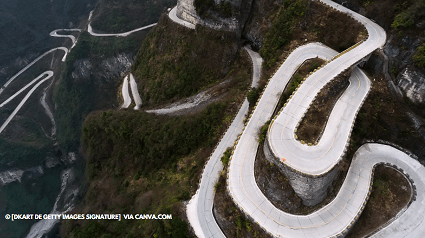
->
[214,150,269,238]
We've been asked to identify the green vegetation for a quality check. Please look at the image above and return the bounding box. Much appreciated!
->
[273,58,325,119]
[247,87,261,107]
[61,16,251,234]
[0,138,46,167]
[54,31,145,151]
[91,0,176,33]
[83,104,227,177]
[194,0,233,19]
[391,0,425,30]
[64,103,227,237]
[132,15,238,106]
[260,0,307,69]
[221,147,232,166]
[359,0,374,7]
[259,0,365,72]
[392,11,415,29]
[413,43,425,68]
[310,61,320,72]
[373,178,389,197]
[275,73,304,112]
[258,120,271,144]
[64,47,252,234]
[67,32,140,60]
[0,116,52,168]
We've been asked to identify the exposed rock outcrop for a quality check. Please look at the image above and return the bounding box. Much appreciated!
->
[176,0,253,35]
[396,66,425,103]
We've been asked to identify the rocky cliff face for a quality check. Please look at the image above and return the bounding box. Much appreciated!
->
[396,66,425,103]
[71,53,134,91]
[331,0,425,105]
[176,0,253,35]
[242,0,284,49]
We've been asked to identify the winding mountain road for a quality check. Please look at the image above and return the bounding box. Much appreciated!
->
[0,71,53,134]
[0,28,79,134]
[168,1,425,237]
[50,29,81,48]
[0,47,68,97]
[1,7,159,133]
[87,11,157,37]
[186,47,262,237]
[120,75,132,109]
[169,6,195,29]
[129,73,142,110]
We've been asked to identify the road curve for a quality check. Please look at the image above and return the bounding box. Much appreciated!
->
[167,1,425,237]
[87,11,157,37]
[185,47,262,237]
[1,26,84,98]
[129,73,142,110]
[169,6,196,29]
[146,48,262,115]
[50,29,81,49]
[0,47,67,97]
[267,0,386,176]
[225,1,425,238]
[120,76,131,109]
[0,72,51,108]
[49,29,81,44]
[0,71,53,134]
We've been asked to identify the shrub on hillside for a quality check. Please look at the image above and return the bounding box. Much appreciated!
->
[247,87,260,107]
[413,43,425,68]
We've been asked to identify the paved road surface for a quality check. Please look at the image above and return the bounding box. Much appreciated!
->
[146,48,261,115]
[166,0,425,237]
[0,47,68,97]
[0,71,53,134]
[87,11,157,37]
[186,47,262,238]
[168,6,196,29]
[120,75,131,109]
[50,29,81,48]
[129,73,142,110]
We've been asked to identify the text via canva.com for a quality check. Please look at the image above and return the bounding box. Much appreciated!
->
[4,214,172,221]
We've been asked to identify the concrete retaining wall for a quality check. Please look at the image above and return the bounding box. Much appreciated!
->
[263,139,340,206]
